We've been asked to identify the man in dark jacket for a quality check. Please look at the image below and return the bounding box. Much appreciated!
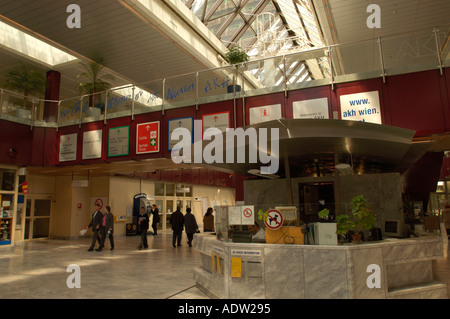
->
[170,206,184,247]
[151,204,160,235]
[184,208,199,247]
[138,207,149,250]
[86,203,103,251]
[100,206,115,251]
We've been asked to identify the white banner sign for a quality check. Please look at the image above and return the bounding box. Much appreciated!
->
[202,112,230,134]
[168,117,193,151]
[293,97,329,119]
[249,104,282,124]
[59,133,77,162]
[82,129,102,160]
[340,91,381,124]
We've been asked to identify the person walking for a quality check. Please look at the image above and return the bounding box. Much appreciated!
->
[100,205,115,250]
[86,203,103,251]
[170,206,184,247]
[137,207,149,250]
[203,207,215,232]
[184,208,199,247]
[151,204,160,235]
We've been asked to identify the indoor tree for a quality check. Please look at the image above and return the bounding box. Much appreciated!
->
[3,63,46,106]
[77,57,114,111]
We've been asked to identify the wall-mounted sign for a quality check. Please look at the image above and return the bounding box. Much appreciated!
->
[82,129,102,160]
[228,205,255,225]
[249,104,282,124]
[340,91,381,124]
[264,209,283,230]
[136,121,160,154]
[202,111,230,135]
[293,97,329,119]
[59,133,77,162]
[108,126,129,157]
[168,117,193,151]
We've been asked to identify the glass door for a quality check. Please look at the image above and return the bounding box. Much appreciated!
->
[24,198,52,239]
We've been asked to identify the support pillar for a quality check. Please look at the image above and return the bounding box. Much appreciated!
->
[43,70,61,121]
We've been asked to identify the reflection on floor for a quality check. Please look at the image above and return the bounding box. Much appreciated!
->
[0,231,448,299]
[0,231,209,299]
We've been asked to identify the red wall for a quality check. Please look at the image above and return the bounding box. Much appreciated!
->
[1,68,449,194]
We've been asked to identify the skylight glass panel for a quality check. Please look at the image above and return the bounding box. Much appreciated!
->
[210,0,237,21]
[0,21,77,67]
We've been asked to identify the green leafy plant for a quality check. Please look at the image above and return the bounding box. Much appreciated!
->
[318,208,330,220]
[336,195,377,239]
[3,63,46,105]
[224,45,249,65]
[257,209,268,222]
[77,57,114,109]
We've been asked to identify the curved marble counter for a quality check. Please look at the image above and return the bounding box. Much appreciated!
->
[193,233,448,299]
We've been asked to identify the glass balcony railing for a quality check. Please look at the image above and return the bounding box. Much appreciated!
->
[0,25,448,128]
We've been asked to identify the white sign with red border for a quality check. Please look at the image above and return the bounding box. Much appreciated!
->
[136,121,160,154]
[202,111,230,135]
[241,205,254,225]
[264,209,283,230]
[249,104,282,125]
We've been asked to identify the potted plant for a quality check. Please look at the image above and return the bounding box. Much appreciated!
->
[318,208,330,221]
[336,195,377,243]
[224,45,249,93]
[77,57,114,116]
[3,63,46,118]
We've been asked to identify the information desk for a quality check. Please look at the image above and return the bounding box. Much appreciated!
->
[193,233,448,299]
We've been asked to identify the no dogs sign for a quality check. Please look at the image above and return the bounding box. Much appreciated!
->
[264,210,283,230]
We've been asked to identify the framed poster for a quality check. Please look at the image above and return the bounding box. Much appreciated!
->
[202,111,230,135]
[249,104,282,124]
[108,126,129,157]
[136,121,160,154]
[168,117,193,151]
[82,129,102,160]
[59,133,77,162]
[293,97,329,119]
[340,91,381,124]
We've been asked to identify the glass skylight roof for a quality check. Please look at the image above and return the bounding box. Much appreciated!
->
[183,0,328,85]
[0,21,78,67]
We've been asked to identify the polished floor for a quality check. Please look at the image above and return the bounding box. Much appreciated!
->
[0,232,449,299]
[0,231,209,299]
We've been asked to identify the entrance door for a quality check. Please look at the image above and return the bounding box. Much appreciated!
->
[24,198,52,239]
[299,182,334,223]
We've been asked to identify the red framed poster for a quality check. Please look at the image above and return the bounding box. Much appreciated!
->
[202,111,230,135]
[136,121,160,154]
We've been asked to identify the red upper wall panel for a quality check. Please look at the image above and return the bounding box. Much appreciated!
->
[1,68,449,171]
[383,70,448,136]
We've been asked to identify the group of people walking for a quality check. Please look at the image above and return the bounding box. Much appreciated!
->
[86,203,115,251]
[86,203,215,250]
[170,206,215,247]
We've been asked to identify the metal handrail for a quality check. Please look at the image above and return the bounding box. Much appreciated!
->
[0,24,448,129]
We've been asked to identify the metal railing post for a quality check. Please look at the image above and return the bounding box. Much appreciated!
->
[378,37,386,83]
[162,79,166,116]
[131,86,135,120]
[104,91,108,125]
[283,55,287,97]
[195,72,199,111]
[57,100,61,132]
[0,89,3,116]
[233,65,237,129]
[328,46,334,90]
[79,96,84,128]
[31,99,36,130]
[433,28,444,75]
